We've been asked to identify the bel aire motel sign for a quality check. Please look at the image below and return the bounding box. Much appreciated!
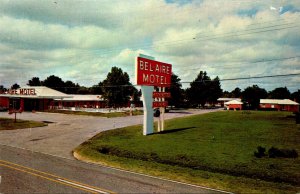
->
[136,57,172,86]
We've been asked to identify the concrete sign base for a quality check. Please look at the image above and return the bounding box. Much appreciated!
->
[141,85,154,135]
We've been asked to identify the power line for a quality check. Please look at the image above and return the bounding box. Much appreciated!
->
[96,22,300,55]
[194,21,295,39]
[194,13,300,37]
[220,73,300,81]
[181,73,300,84]
[182,55,300,72]
[157,24,299,49]
[97,19,299,55]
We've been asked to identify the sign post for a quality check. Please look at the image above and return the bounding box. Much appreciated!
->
[136,54,172,135]
[141,85,154,135]
[160,87,165,132]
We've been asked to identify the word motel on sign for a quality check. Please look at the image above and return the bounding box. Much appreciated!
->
[143,74,167,85]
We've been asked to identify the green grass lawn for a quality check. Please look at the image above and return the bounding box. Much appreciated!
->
[0,118,47,130]
[46,109,143,118]
[75,111,300,193]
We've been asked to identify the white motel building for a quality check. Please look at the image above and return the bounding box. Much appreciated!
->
[0,86,106,111]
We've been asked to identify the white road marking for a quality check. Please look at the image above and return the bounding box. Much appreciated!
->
[1,143,232,194]
[82,160,234,194]
[57,178,109,194]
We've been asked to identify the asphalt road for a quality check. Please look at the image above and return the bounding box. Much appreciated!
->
[0,109,229,193]
[0,145,228,193]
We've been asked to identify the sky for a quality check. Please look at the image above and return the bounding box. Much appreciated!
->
[0,0,299,92]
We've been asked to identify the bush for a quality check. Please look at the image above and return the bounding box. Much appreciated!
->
[254,146,266,158]
[268,147,298,158]
[254,146,298,159]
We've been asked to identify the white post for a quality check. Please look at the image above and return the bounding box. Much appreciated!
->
[141,85,154,135]
[157,87,162,132]
[160,87,165,131]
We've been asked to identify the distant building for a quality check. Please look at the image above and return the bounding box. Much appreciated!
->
[0,86,70,111]
[0,86,141,111]
[260,99,299,112]
[54,94,105,109]
[217,98,241,107]
[224,100,243,110]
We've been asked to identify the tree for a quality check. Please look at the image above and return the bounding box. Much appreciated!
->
[231,87,242,98]
[11,83,20,90]
[186,71,222,107]
[90,82,103,95]
[242,85,268,109]
[187,71,210,107]
[268,87,290,99]
[27,77,42,86]
[64,81,80,94]
[291,90,300,103]
[167,73,184,108]
[222,90,231,98]
[43,75,65,93]
[77,86,90,94]
[0,85,7,94]
[207,76,223,104]
[102,67,132,107]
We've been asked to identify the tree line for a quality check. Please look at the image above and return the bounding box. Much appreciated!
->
[0,67,299,109]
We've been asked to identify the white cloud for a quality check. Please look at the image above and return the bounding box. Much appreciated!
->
[0,0,299,92]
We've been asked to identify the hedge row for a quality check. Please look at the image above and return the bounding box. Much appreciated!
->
[97,145,299,185]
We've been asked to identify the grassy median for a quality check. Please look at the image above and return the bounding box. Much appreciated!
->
[0,118,47,130]
[74,111,300,193]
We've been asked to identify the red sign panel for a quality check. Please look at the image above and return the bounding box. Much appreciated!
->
[153,92,171,98]
[153,101,168,108]
[136,57,172,86]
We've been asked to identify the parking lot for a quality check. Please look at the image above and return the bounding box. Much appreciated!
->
[0,109,221,159]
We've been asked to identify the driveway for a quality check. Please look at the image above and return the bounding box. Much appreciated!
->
[0,109,221,159]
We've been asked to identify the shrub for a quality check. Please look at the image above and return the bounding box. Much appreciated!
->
[268,147,298,158]
[254,146,266,158]
[98,146,110,154]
